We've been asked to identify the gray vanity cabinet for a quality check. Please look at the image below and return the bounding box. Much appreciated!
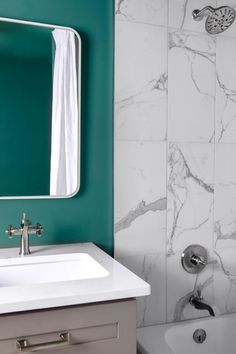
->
[0,299,136,354]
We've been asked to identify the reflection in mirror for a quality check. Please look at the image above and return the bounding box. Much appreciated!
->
[0,19,80,199]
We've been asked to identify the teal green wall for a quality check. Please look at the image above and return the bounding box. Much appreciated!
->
[0,23,53,196]
[0,55,52,196]
[0,0,114,254]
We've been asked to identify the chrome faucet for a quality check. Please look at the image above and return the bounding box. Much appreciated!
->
[6,212,43,256]
[189,290,215,317]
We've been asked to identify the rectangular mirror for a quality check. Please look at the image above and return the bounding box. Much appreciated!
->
[0,17,81,199]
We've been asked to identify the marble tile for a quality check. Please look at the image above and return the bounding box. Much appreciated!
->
[114,141,166,258]
[213,248,236,314]
[215,36,236,142]
[214,144,236,249]
[169,0,217,33]
[115,21,167,141]
[168,30,216,142]
[117,253,166,326]
[167,143,214,256]
[115,0,168,26]
[167,250,214,322]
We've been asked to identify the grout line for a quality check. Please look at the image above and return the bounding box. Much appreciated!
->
[115,19,236,41]
[165,0,170,324]
[212,35,217,305]
[115,18,168,29]
[114,137,236,146]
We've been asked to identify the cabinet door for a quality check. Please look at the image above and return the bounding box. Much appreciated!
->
[0,299,136,354]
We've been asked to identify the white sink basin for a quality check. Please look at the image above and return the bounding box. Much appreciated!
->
[0,253,109,287]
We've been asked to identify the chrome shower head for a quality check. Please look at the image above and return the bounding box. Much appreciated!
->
[192,6,236,34]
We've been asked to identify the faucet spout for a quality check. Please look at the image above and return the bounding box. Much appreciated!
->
[20,225,30,256]
[190,293,215,317]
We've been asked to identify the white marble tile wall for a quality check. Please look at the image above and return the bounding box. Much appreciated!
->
[115,141,166,258]
[114,0,236,327]
[215,36,236,142]
[114,0,168,327]
[115,21,167,141]
[168,30,216,142]
[115,0,167,26]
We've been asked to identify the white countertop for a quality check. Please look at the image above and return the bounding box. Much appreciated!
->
[0,243,150,314]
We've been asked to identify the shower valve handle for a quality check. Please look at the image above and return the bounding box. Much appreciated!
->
[191,254,207,267]
[181,245,208,274]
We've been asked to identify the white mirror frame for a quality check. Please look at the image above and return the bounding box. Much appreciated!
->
[0,17,81,200]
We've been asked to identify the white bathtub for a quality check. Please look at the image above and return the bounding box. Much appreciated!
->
[137,313,235,354]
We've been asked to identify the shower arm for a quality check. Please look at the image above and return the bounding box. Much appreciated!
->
[192,6,215,21]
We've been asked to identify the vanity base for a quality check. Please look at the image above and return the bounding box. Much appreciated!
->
[0,298,136,354]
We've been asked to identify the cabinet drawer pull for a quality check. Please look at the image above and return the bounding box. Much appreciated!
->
[16,332,70,352]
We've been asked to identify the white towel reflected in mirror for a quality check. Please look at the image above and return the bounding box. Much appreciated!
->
[50,29,78,196]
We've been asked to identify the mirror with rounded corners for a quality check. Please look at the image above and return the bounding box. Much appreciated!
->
[0,17,81,199]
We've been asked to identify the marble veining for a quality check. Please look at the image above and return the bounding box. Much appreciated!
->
[169,31,216,64]
[115,73,167,113]
[115,141,166,259]
[117,253,166,326]
[214,249,236,313]
[216,73,236,142]
[115,197,166,234]
[179,0,188,30]
[215,36,236,142]
[137,254,166,326]
[214,251,236,285]
[214,144,236,251]
[168,30,216,142]
[115,21,167,141]
[116,0,125,15]
[115,0,168,26]
[215,221,236,244]
[167,143,214,256]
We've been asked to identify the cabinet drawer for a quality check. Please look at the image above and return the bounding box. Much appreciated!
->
[0,299,136,354]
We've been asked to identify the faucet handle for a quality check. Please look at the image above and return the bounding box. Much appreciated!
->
[191,254,207,266]
[181,245,208,274]
[35,223,44,237]
[5,225,14,238]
